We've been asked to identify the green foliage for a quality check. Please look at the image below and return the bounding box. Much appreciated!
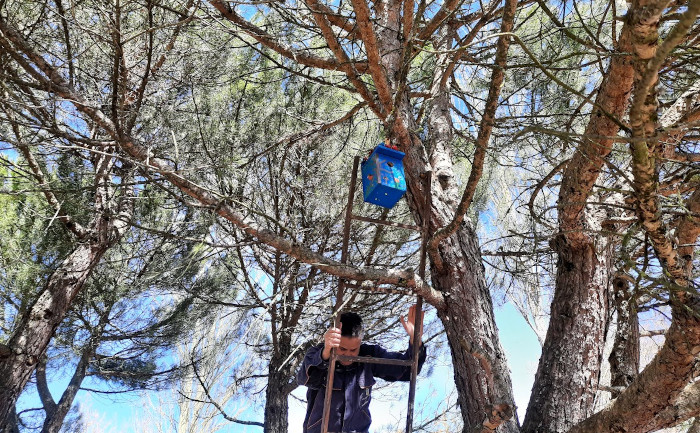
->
[0,161,74,337]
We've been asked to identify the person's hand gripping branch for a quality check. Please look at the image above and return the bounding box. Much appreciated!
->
[400,304,425,344]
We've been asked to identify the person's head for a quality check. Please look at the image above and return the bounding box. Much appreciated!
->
[337,312,363,365]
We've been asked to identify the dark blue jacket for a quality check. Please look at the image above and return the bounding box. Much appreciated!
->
[297,342,426,433]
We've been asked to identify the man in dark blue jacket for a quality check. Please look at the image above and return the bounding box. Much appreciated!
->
[297,306,426,433]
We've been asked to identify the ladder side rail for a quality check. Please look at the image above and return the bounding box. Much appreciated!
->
[406,171,431,433]
[321,156,360,433]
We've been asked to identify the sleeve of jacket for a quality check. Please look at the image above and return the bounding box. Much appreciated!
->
[370,341,427,382]
[297,344,329,389]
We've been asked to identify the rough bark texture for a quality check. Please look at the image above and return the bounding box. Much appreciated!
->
[3,2,519,431]
[522,229,613,433]
[396,137,520,433]
[568,297,700,433]
[0,406,20,433]
[430,224,518,433]
[0,240,112,422]
[0,127,132,427]
[608,277,640,398]
[628,0,700,288]
[264,354,292,433]
[520,0,672,430]
[263,321,299,433]
[394,6,518,431]
[688,418,700,433]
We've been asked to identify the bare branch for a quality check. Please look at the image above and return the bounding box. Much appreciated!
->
[349,0,393,111]
[209,0,367,73]
[303,0,386,118]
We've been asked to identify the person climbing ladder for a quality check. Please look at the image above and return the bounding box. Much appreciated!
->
[297,305,426,433]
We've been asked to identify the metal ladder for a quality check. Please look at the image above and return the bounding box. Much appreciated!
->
[320,155,431,433]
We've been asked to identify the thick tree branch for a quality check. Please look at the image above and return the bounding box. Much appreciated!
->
[629,0,700,127]
[303,0,386,118]
[675,189,700,272]
[629,0,700,285]
[349,0,394,111]
[556,0,667,248]
[417,0,463,42]
[0,17,445,309]
[568,298,700,433]
[35,359,57,416]
[310,3,357,37]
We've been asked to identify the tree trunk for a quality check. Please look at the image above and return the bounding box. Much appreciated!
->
[432,226,519,433]
[522,231,612,433]
[0,405,20,433]
[519,0,662,428]
[264,330,297,433]
[0,239,113,422]
[0,157,131,425]
[400,100,518,432]
[264,358,290,433]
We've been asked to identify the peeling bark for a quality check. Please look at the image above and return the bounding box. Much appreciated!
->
[608,276,640,399]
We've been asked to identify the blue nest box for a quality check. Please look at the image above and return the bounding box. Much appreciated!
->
[360,143,407,208]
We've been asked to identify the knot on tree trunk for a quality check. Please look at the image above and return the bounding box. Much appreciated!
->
[473,403,514,433]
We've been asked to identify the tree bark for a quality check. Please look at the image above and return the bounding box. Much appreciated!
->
[0,239,112,422]
[264,351,295,433]
[0,150,132,424]
[688,418,700,433]
[374,2,519,429]
[608,276,639,398]
[0,405,20,433]
[568,297,700,433]
[520,0,675,428]
[522,230,613,433]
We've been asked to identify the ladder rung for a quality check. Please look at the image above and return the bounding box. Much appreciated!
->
[336,355,415,366]
[350,214,421,231]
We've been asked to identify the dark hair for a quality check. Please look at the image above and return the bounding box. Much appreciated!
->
[340,312,364,339]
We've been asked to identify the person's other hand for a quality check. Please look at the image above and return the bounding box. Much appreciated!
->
[400,304,424,342]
